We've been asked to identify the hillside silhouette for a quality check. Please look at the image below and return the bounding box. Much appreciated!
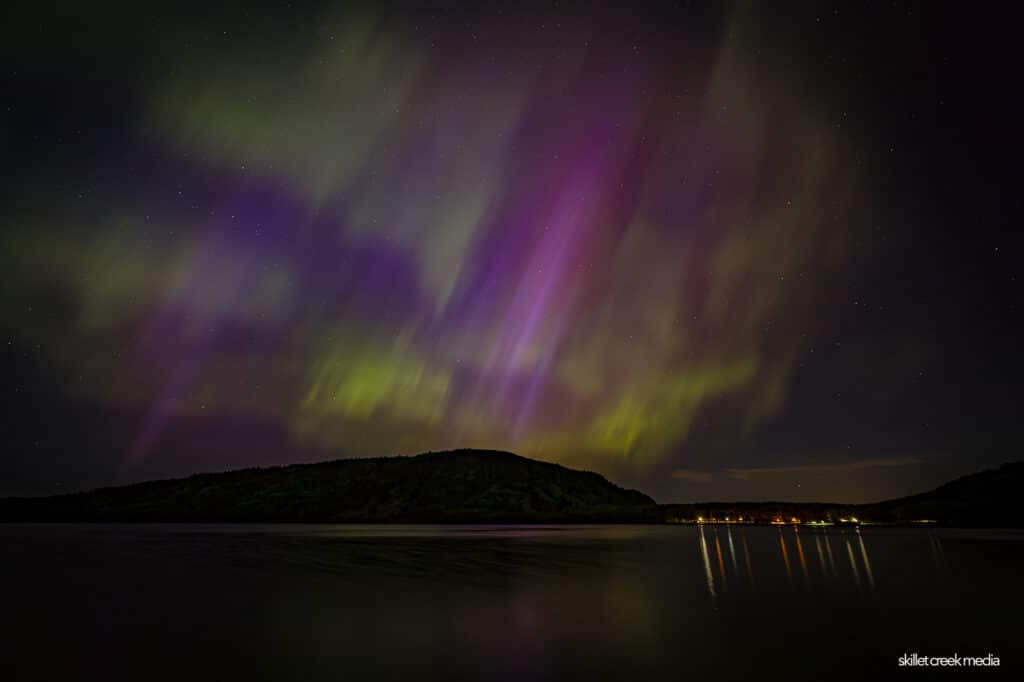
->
[3,454,1020,526]
[867,461,1024,526]
[0,449,657,522]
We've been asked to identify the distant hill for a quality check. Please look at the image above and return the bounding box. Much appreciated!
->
[0,449,658,523]
[866,461,1024,526]
[662,462,1024,527]
[4,453,1018,526]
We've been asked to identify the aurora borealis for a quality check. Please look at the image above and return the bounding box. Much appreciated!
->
[2,2,1021,502]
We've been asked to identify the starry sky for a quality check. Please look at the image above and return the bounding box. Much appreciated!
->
[1,2,1021,502]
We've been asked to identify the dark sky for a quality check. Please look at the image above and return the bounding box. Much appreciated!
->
[1,1,1021,503]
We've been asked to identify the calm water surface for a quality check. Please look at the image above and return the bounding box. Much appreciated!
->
[2,524,1021,680]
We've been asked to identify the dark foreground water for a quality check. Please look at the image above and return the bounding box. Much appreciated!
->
[1,524,1021,680]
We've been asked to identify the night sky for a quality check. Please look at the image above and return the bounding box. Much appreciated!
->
[1,2,1021,503]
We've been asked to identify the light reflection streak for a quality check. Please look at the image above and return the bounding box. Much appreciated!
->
[778,529,793,585]
[814,534,829,579]
[845,535,862,589]
[928,532,947,576]
[698,525,717,607]
[688,522,888,598]
[714,529,728,589]
[693,527,888,601]
[726,527,739,579]
[741,531,754,586]
[793,528,810,588]
[856,529,875,591]
[823,532,838,577]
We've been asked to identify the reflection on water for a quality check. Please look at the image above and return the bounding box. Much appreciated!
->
[929,531,946,566]
[694,525,941,601]
[825,531,837,576]
[714,528,727,588]
[846,534,862,588]
[1,524,1021,681]
[794,528,810,587]
[698,525,717,607]
[741,531,755,585]
[726,527,739,578]
[778,528,793,584]
[858,532,876,590]
[814,534,828,579]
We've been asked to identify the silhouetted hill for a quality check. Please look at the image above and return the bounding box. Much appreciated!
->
[0,450,658,522]
[866,461,1024,526]
[662,462,1024,527]
[6,454,1017,526]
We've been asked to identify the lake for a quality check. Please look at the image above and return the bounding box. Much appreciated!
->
[1,524,1020,680]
